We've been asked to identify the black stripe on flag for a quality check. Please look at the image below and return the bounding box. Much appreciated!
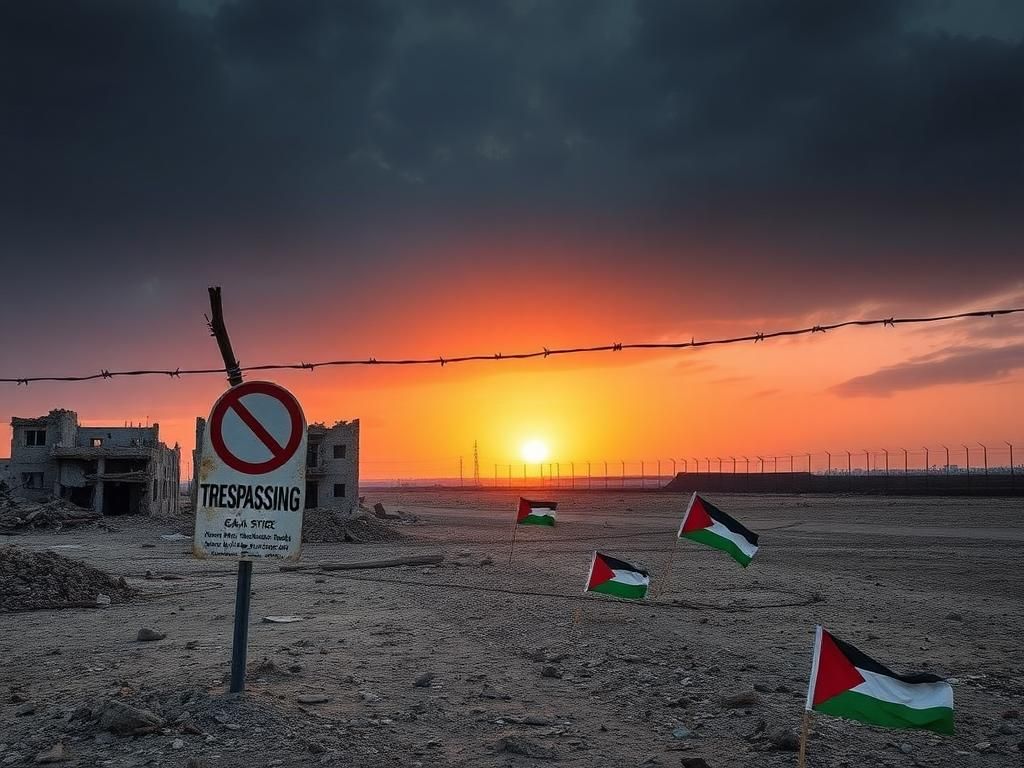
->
[597,552,648,576]
[831,633,947,685]
[702,496,759,547]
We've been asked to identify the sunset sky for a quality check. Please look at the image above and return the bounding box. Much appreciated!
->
[2,1,1023,478]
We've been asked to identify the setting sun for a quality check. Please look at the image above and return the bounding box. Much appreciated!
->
[520,438,550,464]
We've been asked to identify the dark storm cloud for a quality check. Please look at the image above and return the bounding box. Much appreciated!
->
[832,342,1024,396]
[2,0,1023,246]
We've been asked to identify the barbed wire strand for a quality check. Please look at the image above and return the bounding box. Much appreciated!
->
[3,306,1021,385]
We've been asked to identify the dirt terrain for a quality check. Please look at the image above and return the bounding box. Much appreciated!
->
[1,491,1021,767]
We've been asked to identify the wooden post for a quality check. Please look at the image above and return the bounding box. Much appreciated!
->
[797,710,811,768]
[207,287,251,696]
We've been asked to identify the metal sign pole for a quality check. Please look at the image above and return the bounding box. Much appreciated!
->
[207,287,250,694]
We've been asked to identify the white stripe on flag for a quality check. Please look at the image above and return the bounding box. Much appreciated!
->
[706,519,758,558]
[853,668,953,711]
[805,625,823,711]
[527,507,556,516]
[610,568,649,587]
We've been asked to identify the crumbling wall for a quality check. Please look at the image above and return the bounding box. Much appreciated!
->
[8,410,78,499]
[312,419,359,513]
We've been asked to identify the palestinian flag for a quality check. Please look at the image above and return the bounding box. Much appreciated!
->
[677,493,759,567]
[806,626,954,734]
[584,552,650,600]
[517,498,557,526]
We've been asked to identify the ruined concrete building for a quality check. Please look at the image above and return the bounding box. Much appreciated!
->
[5,409,181,515]
[193,418,359,513]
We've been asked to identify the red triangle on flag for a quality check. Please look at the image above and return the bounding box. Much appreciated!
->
[516,498,531,522]
[813,630,865,707]
[587,554,615,590]
[680,495,714,533]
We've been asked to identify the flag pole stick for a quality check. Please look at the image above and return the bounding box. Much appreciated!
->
[656,537,678,598]
[797,710,810,768]
[508,517,519,564]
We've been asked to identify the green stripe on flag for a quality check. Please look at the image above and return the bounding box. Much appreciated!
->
[815,690,954,735]
[589,580,648,600]
[519,514,555,526]
[683,529,753,567]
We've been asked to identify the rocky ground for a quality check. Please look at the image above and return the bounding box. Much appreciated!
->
[0,491,1021,767]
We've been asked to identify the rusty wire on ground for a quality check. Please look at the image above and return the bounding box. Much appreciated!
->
[2,306,1022,385]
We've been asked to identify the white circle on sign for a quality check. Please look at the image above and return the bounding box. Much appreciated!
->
[218,391,296,464]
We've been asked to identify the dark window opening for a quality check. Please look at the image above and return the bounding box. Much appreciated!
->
[332,444,346,459]
[333,483,346,498]
[307,442,320,468]
[305,481,318,509]
[22,472,44,489]
[25,429,46,446]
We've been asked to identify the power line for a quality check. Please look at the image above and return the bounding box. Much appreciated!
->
[2,306,1021,385]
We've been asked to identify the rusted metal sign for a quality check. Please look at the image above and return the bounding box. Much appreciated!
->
[194,380,306,560]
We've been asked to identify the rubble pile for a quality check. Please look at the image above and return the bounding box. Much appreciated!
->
[302,505,405,544]
[0,488,101,533]
[0,545,132,612]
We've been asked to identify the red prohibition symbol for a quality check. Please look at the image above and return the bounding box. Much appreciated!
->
[209,381,304,474]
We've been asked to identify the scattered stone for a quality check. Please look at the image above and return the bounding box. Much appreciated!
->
[185,641,199,650]
[899,743,913,754]
[414,672,435,688]
[171,738,184,750]
[767,726,800,751]
[721,690,759,709]
[137,628,166,642]
[540,665,562,679]
[495,735,556,760]
[288,664,303,674]
[997,723,1018,735]
[672,726,693,739]
[33,743,67,764]
[95,593,111,606]
[945,612,963,621]
[96,700,164,735]
[521,714,553,726]
[753,683,771,693]
[185,759,207,768]
[681,759,711,768]
[975,741,991,752]
[479,555,494,566]
[297,695,330,705]
[14,702,35,716]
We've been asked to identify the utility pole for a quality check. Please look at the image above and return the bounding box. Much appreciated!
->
[942,445,950,476]
[473,441,480,486]
[979,443,988,477]
[1007,441,1015,485]
[460,456,464,487]
[604,460,608,489]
